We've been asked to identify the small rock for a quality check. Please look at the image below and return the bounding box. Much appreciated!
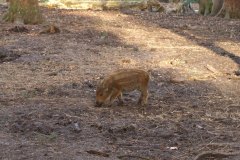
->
[196,125,203,129]
[74,123,81,132]
[167,146,178,150]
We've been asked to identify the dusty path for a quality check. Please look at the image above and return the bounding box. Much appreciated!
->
[0,5,240,160]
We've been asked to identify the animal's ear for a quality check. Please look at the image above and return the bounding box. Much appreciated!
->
[102,81,106,88]
[102,80,110,89]
[99,80,104,85]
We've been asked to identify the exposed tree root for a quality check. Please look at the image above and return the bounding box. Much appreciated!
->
[215,1,231,19]
[193,151,240,160]
[8,26,29,33]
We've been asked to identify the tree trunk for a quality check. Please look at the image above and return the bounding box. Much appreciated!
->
[3,0,43,24]
[210,0,224,16]
[224,0,240,18]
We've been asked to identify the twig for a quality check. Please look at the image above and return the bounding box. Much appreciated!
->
[193,151,240,160]
[63,113,81,119]
[117,155,152,160]
[86,150,109,157]
[205,64,220,74]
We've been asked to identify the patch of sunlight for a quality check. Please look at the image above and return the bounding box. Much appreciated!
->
[185,68,215,81]
[40,0,93,9]
[40,0,146,9]
[73,12,232,81]
[0,0,6,4]
[215,41,240,57]
[121,27,207,54]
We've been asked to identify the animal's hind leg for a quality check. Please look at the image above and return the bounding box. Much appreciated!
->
[117,92,123,105]
[138,75,149,106]
[138,87,148,106]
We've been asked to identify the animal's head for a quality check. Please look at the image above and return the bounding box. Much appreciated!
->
[95,80,111,107]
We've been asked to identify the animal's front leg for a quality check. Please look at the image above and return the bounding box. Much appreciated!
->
[117,92,123,105]
[109,89,122,105]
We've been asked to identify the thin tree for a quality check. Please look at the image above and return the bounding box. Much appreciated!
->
[3,0,43,24]
[224,0,240,18]
[210,0,224,16]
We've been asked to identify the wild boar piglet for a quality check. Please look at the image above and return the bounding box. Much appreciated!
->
[96,69,149,107]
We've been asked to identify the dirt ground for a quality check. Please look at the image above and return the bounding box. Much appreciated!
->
[0,3,240,160]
